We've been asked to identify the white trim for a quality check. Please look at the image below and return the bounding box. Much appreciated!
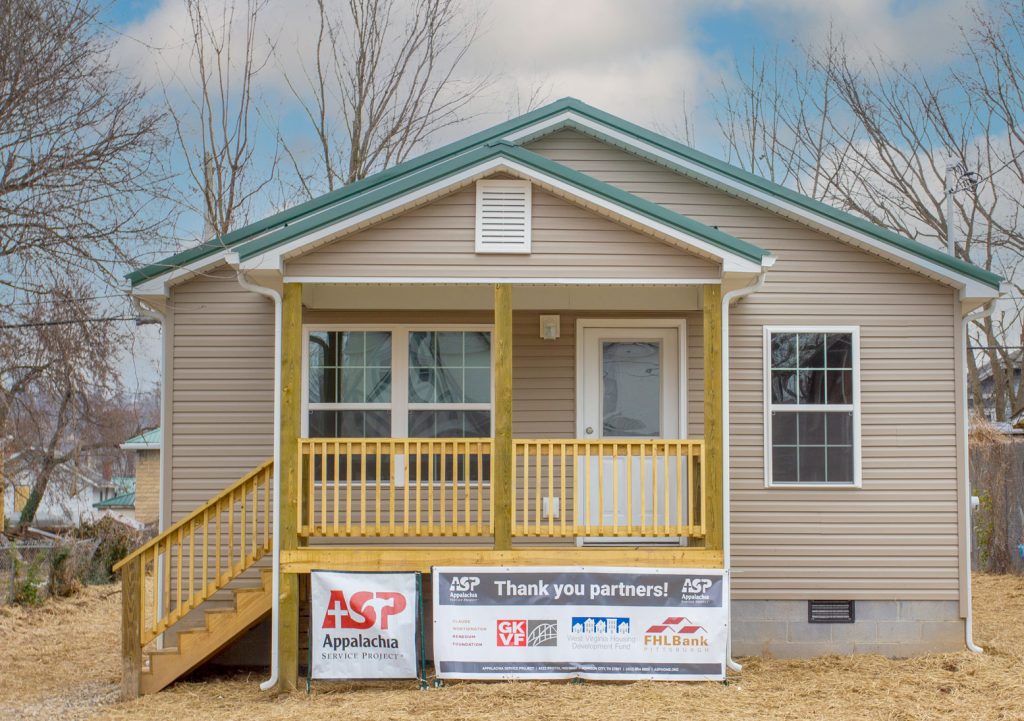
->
[475,179,532,254]
[503,111,999,299]
[574,318,688,440]
[248,156,763,275]
[284,276,722,286]
[762,325,862,488]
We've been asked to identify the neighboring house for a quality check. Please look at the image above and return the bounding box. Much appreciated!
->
[3,466,127,528]
[120,428,161,525]
[93,476,137,521]
[115,98,1003,696]
[971,350,1023,421]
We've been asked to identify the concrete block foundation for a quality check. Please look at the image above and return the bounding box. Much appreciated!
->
[731,600,964,658]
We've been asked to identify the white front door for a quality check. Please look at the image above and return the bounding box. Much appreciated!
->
[577,322,685,534]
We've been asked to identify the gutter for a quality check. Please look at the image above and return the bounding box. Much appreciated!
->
[720,272,769,673]
[961,300,996,654]
[231,263,285,691]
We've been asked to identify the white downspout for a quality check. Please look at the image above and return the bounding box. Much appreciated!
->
[232,265,284,690]
[961,299,996,654]
[131,296,169,639]
[720,271,768,673]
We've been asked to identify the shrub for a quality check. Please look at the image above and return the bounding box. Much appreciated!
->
[76,517,144,583]
[11,550,46,606]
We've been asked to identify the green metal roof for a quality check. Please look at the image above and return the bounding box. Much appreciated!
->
[234,140,770,266]
[95,491,135,509]
[127,97,1002,290]
[121,427,161,449]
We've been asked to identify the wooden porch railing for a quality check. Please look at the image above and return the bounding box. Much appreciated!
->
[298,438,704,540]
[297,439,494,537]
[114,459,274,647]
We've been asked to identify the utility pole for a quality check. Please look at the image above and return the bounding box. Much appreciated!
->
[945,161,981,256]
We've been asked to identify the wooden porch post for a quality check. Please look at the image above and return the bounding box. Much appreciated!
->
[120,557,142,700]
[493,284,513,550]
[277,282,302,691]
[703,285,724,551]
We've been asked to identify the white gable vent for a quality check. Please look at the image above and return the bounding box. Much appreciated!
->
[475,179,532,254]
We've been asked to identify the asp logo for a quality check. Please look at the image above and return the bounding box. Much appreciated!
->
[680,577,713,594]
[450,576,481,593]
[320,590,407,631]
[497,619,558,647]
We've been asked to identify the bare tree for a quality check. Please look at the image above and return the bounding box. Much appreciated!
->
[0,281,141,529]
[280,0,487,199]
[707,10,1024,420]
[167,0,278,240]
[0,0,166,304]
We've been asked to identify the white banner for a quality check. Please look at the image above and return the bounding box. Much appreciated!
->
[432,566,726,681]
[310,571,419,680]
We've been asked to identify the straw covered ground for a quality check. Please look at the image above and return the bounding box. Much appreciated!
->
[1,574,1023,721]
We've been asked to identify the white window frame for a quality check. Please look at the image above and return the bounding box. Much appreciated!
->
[762,325,862,489]
[301,323,495,439]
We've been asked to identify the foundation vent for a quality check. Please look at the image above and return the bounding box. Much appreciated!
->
[808,600,855,624]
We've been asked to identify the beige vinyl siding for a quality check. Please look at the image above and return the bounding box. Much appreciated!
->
[285,184,720,280]
[529,129,961,602]
[168,268,275,522]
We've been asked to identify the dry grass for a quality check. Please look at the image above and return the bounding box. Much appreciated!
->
[2,576,1024,721]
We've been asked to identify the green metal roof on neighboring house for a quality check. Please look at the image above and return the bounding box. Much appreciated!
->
[121,428,160,450]
[94,491,135,509]
[126,97,1002,291]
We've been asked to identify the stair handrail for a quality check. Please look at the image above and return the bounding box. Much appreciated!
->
[114,459,273,573]
[117,457,275,698]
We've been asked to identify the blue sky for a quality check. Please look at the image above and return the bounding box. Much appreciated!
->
[102,0,989,389]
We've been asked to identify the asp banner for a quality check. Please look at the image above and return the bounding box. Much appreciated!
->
[309,570,419,680]
[433,566,726,681]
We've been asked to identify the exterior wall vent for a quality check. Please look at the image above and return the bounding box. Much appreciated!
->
[475,179,532,254]
[808,600,855,624]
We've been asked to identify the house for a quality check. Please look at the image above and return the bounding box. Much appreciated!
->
[120,428,161,525]
[970,350,1022,421]
[3,465,128,529]
[114,98,1003,696]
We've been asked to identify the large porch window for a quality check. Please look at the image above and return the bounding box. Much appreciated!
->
[304,325,493,439]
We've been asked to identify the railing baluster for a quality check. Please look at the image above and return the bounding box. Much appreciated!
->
[534,442,541,537]
[559,443,567,537]
[597,441,604,535]
[651,441,658,534]
[584,443,591,536]
[464,441,471,536]
[521,442,529,535]
[415,441,422,536]
[360,440,367,535]
[227,489,235,575]
[612,442,619,536]
[476,442,484,536]
[403,440,410,535]
[202,509,209,599]
[239,486,246,569]
[639,442,647,535]
[346,442,353,536]
[676,444,684,536]
[333,441,340,536]
[427,441,434,535]
[547,442,554,536]
[626,443,634,535]
[439,440,447,536]
[307,442,315,537]
[175,527,183,614]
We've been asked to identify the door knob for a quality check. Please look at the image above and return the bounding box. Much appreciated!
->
[585,426,594,435]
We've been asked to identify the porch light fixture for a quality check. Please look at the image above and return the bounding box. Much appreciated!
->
[539,314,560,340]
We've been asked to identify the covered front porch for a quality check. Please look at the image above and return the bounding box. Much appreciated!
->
[277,280,726,568]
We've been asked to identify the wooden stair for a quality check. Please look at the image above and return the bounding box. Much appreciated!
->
[139,567,273,695]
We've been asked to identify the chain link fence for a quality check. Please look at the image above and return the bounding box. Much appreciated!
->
[0,538,100,605]
[970,425,1024,575]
